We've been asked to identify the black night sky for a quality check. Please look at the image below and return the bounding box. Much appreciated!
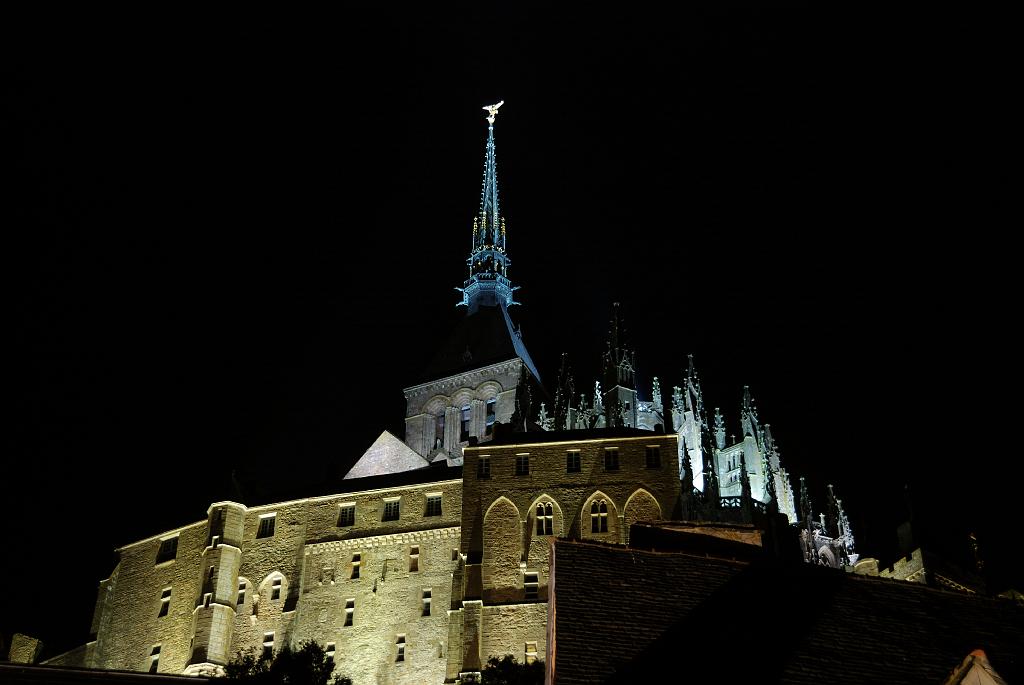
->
[3,9,1016,656]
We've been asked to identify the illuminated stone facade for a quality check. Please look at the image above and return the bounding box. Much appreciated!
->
[49,105,830,683]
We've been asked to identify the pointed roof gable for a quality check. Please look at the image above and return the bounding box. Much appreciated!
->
[343,430,430,479]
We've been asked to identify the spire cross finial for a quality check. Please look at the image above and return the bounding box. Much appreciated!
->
[483,100,504,126]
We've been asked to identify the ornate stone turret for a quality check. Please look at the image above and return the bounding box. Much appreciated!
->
[713,407,726,449]
[740,385,759,440]
[675,355,707,489]
[602,303,638,428]
[457,101,520,314]
[553,352,575,431]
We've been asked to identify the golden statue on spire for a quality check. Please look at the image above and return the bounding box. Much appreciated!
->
[483,100,504,125]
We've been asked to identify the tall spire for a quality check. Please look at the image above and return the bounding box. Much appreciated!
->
[456,101,520,313]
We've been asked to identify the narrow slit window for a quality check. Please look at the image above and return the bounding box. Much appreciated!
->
[271,578,282,601]
[422,589,432,616]
[409,545,420,573]
[262,632,274,661]
[460,405,471,441]
[158,588,171,617]
[434,413,445,448]
[646,446,661,469]
[396,635,406,662]
[351,553,361,579]
[524,572,539,599]
[478,456,491,479]
[237,582,246,606]
[326,642,336,667]
[485,398,496,436]
[525,641,538,665]
[344,598,354,626]
[149,645,161,674]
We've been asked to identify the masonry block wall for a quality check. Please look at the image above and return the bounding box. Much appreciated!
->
[462,434,681,602]
[403,359,525,457]
[451,433,681,678]
[90,520,207,674]
[84,432,680,682]
[90,477,462,684]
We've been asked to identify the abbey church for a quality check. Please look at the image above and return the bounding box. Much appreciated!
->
[37,104,862,683]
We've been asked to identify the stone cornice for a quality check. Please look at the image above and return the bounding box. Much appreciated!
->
[403,359,521,397]
[305,526,461,554]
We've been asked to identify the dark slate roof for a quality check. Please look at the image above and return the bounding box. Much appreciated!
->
[548,539,1024,684]
[414,304,540,384]
[236,461,463,508]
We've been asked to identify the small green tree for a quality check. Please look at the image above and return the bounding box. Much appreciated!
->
[224,640,351,684]
[480,654,544,685]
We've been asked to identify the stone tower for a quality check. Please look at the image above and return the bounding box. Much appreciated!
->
[401,101,541,463]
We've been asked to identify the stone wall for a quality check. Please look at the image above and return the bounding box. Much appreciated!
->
[91,520,207,674]
[292,527,461,685]
[403,359,524,457]
[463,434,680,602]
[91,477,462,680]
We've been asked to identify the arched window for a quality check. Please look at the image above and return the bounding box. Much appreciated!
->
[590,501,608,533]
[536,503,553,536]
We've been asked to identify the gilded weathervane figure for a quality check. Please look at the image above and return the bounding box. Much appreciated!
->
[483,100,504,125]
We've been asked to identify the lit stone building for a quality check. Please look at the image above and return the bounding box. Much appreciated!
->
[44,103,836,682]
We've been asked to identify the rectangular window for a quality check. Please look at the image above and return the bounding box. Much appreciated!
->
[257,514,276,538]
[338,504,355,527]
[155,536,178,565]
[351,553,361,580]
[452,548,460,562]
[515,454,530,476]
[525,641,538,665]
[566,450,581,473]
[344,598,354,627]
[425,495,442,517]
[485,399,496,436]
[604,448,619,471]
[262,632,274,661]
[478,456,491,479]
[409,545,420,573]
[271,578,282,601]
[524,572,539,599]
[422,589,432,617]
[158,588,171,618]
[460,405,471,442]
[435,413,445,447]
[149,645,161,674]
[396,635,406,663]
[326,642,336,668]
[237,582,246,606]
[646,446,661,469]
[383,499,400,522]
